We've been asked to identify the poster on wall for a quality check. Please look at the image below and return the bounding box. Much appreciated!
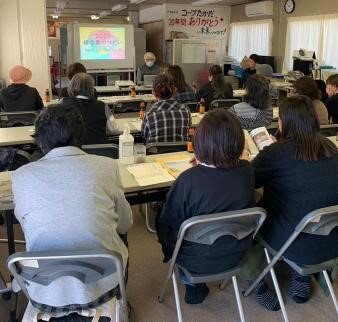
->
[164,4,230,40]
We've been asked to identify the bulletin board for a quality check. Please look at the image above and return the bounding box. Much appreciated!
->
[173,39,223,88]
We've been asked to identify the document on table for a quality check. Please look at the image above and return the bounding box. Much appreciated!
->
[127,162,175,186]
[128,119,142,131]
[0,180,12,202]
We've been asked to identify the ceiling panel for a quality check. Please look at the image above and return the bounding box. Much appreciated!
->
[46,0,259,20]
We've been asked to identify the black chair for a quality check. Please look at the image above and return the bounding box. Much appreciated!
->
[146,142,187,155]
[113,100,145,114]
[82,144,119,159]
[210,99,240,110]
[0,111,39,127]
[320,124,338,137]
[183,102,199,113]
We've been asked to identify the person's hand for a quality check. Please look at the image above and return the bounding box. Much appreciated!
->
[189,156,198,167]
[269,134,277,142]
[240,139,250,161]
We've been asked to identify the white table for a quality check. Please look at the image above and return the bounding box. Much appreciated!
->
[0,126,35,146]
[233,89,246,98]
[94,85,120,94]
[99,94,156,105]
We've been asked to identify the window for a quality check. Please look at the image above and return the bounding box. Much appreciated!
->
[228,19,273,63]
[284,14,338,71]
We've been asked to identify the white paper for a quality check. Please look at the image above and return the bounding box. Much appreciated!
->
[164,159,192,174]
[127,162,174,186]
[129,119,142,132]
[182,43,206,64]
[250,127,274,151]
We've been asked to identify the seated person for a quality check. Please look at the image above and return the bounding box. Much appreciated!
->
[249,54,273,77]
[141,74,191,144]
[252,95,338,309]
[231,74,273,130]
[60,62,98,99]
[0,65,43,112]
[315,79,329,102]
[325,74,338,124]
[12,103,132,316]
[156,109,255,304]
[167,65,197,103]
[136,52,160,85]
[294,76,329,125]
[63,73,117,144]
[198,65,233,110]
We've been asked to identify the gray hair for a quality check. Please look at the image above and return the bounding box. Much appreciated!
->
[67,73,95,98]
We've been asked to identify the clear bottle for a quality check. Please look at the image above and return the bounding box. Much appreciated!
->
[45,89,51,102]
[119,125,134,165]
[187,127,195,153]
[199,97,205,114]
[139,101,146,119]
[130,86,136,97]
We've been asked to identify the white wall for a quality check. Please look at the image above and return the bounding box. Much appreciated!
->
[0,0,50,97]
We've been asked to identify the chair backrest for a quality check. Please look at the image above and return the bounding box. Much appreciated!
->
[184,102,199,113]
[0,111,39,127]
[113,100,144,114]
[146,141,187,155]
[170,207,266,265]
[7,250,126,306]
[210,99,240,110]
[82,144,119,159]
[320,124,338,137]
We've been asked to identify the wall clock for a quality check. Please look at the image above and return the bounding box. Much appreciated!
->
[284,0,295,14]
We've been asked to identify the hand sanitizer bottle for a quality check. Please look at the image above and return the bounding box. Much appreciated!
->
[119,125,134,164]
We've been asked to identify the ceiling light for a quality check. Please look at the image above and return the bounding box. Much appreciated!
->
[52,14,59,19]
[111,4,128,11]
[91,15,100,20]
[126,16,130,22]
[191,0,223,6]
[130,0,147,4]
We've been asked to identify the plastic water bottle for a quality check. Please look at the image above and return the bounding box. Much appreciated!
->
[119,125,134,165]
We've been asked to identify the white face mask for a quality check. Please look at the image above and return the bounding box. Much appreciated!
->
[146,61,154,68]
[208,76,212,82]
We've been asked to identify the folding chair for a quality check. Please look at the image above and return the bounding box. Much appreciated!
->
[158,207,267,322]
[244,205,338,321]
[146,141,187,155]
[7,249,128,322]
[183,102,199,113]
[210,99,240,110]
[82,143,119,159]
[142,141,188,233]
[0,111,39,127]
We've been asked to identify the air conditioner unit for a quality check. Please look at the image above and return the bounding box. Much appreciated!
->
[245,1,273,17]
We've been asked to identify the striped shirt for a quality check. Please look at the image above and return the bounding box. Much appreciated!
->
[231,102,273,130]
[141,98,191,144]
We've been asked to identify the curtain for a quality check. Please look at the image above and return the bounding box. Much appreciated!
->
[283,14,338,72]
[228,19,273,63]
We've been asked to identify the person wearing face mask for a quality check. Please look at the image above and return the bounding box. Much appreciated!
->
[136,52,160,85]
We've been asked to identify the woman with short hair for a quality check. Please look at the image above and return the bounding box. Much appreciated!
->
[167,65,197,103]
[231,74,273,130]
[294,76,329,125]
[198,64,233,110]
[141,74,191,144]
[156,109,255,304]
[63,73,116,144]
[252,95,338,309]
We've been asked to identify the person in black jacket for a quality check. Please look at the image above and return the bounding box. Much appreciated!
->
[62,73,111,145]
[156,109,255,304]
[0,65,43,112]
[325,74,338,123]
[253,95,338,307]
[198,65,233,111]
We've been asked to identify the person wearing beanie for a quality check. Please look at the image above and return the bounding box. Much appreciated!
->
[0,65,44,112]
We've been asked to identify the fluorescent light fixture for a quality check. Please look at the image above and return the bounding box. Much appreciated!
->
[191,0,223,6]
[130,0,147,4]
[91,15,100,20]
[111,4,128,11]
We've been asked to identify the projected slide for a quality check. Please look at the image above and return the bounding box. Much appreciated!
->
[79,27,125,60]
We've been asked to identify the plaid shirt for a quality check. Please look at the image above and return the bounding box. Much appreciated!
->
[175,86,198,103]
[141,99,192,144]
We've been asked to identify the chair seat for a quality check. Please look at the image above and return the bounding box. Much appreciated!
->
[283,256,338,276]
[176,264,241,284]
